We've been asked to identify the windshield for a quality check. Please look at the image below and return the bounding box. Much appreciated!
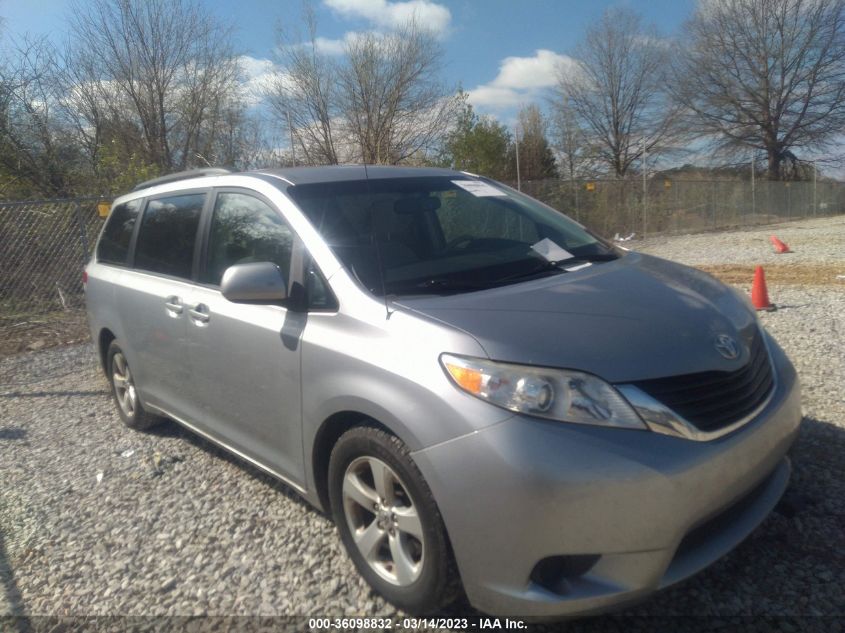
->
[287,176,618,296]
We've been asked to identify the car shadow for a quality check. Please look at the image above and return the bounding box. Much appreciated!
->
[0,390,108,399]
[0,531,29,632]
[144,420,321,515]
[0,427,27,440]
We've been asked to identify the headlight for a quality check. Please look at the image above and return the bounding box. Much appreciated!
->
[440,354,646,430]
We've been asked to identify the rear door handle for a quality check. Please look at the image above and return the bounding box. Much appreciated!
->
[188,304,210,325]
[164,296,183,315]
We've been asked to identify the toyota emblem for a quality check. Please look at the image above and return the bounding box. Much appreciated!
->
[714,334,740,360]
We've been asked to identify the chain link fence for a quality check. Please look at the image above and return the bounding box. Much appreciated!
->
[0,197,104,355]
[1,178,844,356]
[517,178,845,237]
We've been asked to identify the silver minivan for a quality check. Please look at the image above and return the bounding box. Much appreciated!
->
[85,166,801,617]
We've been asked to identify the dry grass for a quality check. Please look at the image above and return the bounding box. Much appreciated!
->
[0,310,90,357]
[698,264,845,285]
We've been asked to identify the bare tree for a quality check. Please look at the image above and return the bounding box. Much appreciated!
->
[269,5,340,165]
[66,0,241,171]
[549,97,595,181]
[511,104,557,181]
[338,20,459,164]
[673,0,845,180]
[557,8,681,177]
[0,36,80,196]
[56,40,143,176]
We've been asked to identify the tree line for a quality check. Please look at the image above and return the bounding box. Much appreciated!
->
[1,0,844,199]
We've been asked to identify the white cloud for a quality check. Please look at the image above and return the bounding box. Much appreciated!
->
[310,31,375,56]
[238,55,285,106]
[294,0,451,67]
[468,49,576,112]
[324,0,451,33]
[491,49,574,90]
[466,85,524,110]
[313,36,348,56]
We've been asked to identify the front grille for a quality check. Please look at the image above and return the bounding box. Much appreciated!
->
[633,331,774,432]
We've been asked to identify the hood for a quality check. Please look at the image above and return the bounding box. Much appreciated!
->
[394,252,759,383]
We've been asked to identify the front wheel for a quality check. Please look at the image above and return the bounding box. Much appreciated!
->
[328,426,459,613]
[106,340,164,431]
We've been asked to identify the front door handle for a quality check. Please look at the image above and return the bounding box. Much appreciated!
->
[188,304,210,325]
[164,296,183,315]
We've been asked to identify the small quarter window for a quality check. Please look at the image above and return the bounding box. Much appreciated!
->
[134,193,205,279]
[305,258,337,310]
[97,199,142,265]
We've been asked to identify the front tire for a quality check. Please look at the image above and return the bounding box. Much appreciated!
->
[328,426,459,614]
[106,340,164,431]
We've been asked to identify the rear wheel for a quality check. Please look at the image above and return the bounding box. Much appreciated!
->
[106,340,164,431]
[328,425,459,613]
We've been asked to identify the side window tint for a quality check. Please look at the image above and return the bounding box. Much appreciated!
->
[134,193,204,279]
[97,199,142,265]
[202,193,294,286]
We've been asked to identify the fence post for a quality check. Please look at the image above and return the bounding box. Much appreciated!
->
[750,155,756,226]
[642,142,648,238]
[574,178,580,222]
[787,185,791,221]
[711,181,716,229]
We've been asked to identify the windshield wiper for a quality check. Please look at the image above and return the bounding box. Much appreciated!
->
[494,252,618,284]
[385,253,620,295]
[562,252,619,263]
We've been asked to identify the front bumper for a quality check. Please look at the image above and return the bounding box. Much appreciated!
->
[412,335,801,617]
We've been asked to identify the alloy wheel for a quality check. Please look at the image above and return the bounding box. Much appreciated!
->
[112,352,137,418]
[341,456,424,586]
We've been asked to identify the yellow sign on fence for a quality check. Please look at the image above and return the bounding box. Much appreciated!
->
[585,182,596,192]
[97,201,111,217]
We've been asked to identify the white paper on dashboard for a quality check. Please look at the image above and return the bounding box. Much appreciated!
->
[530,238,574,262]
[451,180,508,197]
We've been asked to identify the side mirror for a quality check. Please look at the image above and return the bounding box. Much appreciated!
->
[221,262,288,303]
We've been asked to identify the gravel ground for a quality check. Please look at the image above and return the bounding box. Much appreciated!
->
[1,217,844,631]
[637,214,845,268]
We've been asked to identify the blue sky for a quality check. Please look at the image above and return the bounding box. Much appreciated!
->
[2,0,696,123]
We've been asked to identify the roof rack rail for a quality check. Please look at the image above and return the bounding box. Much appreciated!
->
[133,168,234,191]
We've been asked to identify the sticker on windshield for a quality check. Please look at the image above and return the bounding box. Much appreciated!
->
[530,238,574,262]
[451,180,507,197]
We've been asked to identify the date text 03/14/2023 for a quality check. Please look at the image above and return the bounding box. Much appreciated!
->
[307,617,528,630]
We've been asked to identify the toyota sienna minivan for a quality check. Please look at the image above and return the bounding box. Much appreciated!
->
[85,166,801,617]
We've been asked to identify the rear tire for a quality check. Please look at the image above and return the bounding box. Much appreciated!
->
[106,340,164,431]
[328,425,460,614]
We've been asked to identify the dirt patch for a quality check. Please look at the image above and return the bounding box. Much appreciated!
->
[698,264,845,285]
[0,310,90,357]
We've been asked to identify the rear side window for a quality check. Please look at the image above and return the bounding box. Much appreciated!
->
[202,192,295,286]
[97,199,142,265]
[134,193,205,279]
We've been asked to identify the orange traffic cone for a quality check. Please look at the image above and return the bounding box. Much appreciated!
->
[770,235,791,253]
[751,266,776,311]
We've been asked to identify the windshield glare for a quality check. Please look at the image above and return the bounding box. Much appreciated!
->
[287,176,616,296]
